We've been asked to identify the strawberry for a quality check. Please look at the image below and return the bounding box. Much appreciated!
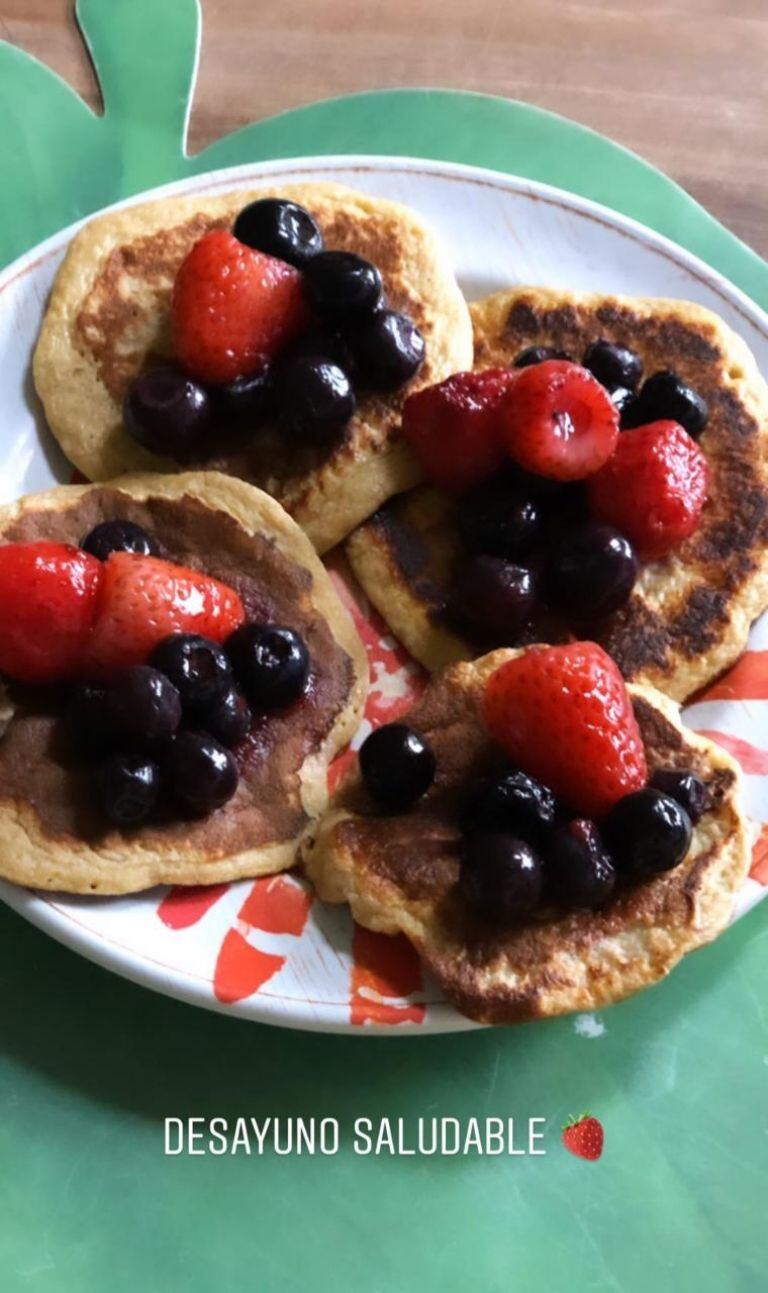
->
[0,541,102,684]
[562,1113,603,1161]
[172,229,309,384]
[484,642,647,819]
[588,419,709,560]
[401,368,519,495]
[84,553,245,677]
[499,359,618,480]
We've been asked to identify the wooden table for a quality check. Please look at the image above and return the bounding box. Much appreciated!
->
[3,0,766,257]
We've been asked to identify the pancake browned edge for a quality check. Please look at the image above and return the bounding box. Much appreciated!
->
[346,287,768,700]
[301,649,750,1024]
[33,182,473,554]
[0,472,367,894]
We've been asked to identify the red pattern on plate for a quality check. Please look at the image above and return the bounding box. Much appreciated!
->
[696,730,768,775]
[350,925,426,1026]
[696,651,768,702]
[157,884,229,929]
[750,826,768,885]
[214,930,285,1004]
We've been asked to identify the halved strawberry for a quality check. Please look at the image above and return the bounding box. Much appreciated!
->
[588,419,709,560]
[84,554,245,677]
[499,359,619,480]
[172,229,309,384]
[0,541,102,684]
[484,642,647,819]
[401,368,519,495]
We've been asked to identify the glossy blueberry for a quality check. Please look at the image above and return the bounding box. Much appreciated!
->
[461,768,556,844]
[624,370,709,438]
[603,788,692,877]
[92,752,160,827]
[547,819,616,909]
[545,522,639,619]
[457,477,541,559]
[165,731,239,815]
[149,634,233,710]
[124,366,211,458]
[351,309,425,391]
[287,326,357,378]
[650,768,707,824]
[64,683,113,755]
[106,666,182,747]
[304,250,382,318]
[583,339,643,392]
[233,198,323,267]
[227,623,310,711]
[459,832,543,922]
[274,356,355,441]
[447,556,535,646]
[610,385,635,420]
[82,520,159,561]
[214,363,272,428]
[513,345,570,368]
[359,723,436,811]
[194,684,252,749]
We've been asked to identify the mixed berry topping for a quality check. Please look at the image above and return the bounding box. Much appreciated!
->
[359,641,702,926]
[124,198,426,460]
[401,335,710,650]
[0,535,312,830]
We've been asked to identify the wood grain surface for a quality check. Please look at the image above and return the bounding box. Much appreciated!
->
[1,0,766,257]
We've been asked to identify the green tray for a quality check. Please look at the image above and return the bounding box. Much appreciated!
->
[0,2,765,1290]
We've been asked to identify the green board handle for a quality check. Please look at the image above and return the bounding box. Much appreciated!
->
[0,0,765,316]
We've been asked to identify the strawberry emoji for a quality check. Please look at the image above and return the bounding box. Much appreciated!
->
[484,641,648,819]
[172,229,309,384]
[562,1113,604,1161]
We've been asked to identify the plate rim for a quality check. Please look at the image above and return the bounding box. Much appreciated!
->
[1,150,766,1035]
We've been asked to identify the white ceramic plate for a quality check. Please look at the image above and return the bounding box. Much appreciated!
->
[1,155,767,1034]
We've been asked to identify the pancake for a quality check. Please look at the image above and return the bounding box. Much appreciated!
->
[33,182,473,554]
[0,471,367,894]
[302,649,750,1024]
[346,287,768,700]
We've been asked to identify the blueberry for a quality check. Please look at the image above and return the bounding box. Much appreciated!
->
[149,634,233,710]
[603,788,692,877]
[626,370,709,438]
[545,522,639,619]
[461,768,556,844]
[513,346,570,368]
[274,357,355,441]
[457,477,541,559]
[194,684,252,749]
[650,768,707,824]
[214,363,272,428]
[233,198,323,268]
[447,556,535,646]
[583,340,643,392]
[64,683,113,755]
[227,624,310,710]
[92,752,160,827]
[165,731,239,815]
[107,666,182,748]
[610,386,635,420]
[351,310,425,391]
[82,520,159,561]
[124,366,211,458]
[459,832,542,922]
[547,819,616,908]
[305,250,383,319]
[287,325,357,377]
[359,723,436,811]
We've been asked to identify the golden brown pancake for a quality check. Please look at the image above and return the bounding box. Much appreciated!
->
[33,182,473,553]
[302,649,750,1024]
[0,472,367,894]
[346,288,768,700]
